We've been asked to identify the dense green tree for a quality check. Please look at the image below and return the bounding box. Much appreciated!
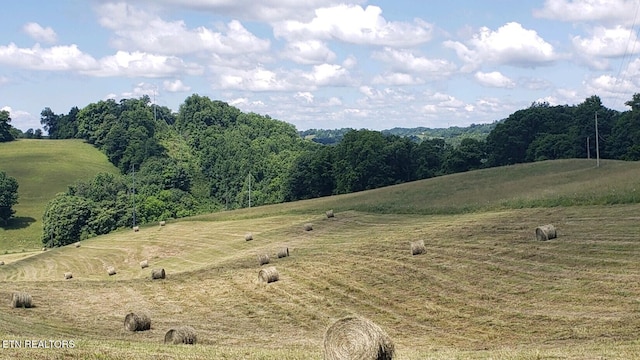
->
[608,94,640,160]
[68,172,129,203]
[175,94,241,142]
[383,135,416,183]
[333,130,402,193]
[40,107,60,137]
[414,138,447,179]
[179,99,306,208]
[42,194,92,247]
[0,171,19,224]
[76,97,166,171]
[443,138,486,173]
[58,107,79,139]
[137,157,192,193]
[285,145,335,200]
[0,110,15,142]
[526,133,573,161]
[485,102,582,166]
[77,99,120,146]
[67,172,132,233]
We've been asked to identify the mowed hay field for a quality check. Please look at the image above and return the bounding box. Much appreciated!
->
[0,159,639,359]
[0,139,119,250]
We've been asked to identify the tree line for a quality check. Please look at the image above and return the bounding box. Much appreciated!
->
[1,93,640,246]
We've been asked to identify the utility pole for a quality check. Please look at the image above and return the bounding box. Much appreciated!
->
[595,112,600,168]
[248,172,251,208]
[587,137,590,159]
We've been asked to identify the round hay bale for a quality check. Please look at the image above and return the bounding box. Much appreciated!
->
[323,316,395,360]
[304,223,313,231]
[74,242,81,248]
[133,226,140,232]
[64,272,73,280]
[124,312,151,332]
[0,261,4,266]
[277,247,289,258]
[257,254,270,266]
[326,209,335,218]
[245,233,253,241]
[140,260,149,269]
[411,240,426,256]
[107,266,117,276]
[11,292,33,308]
[535,224,557,241]
[42,247,47,252]
[164,326,197,345]
[159,220,166,226]
[151,268,166,280]
[258,266,279,283]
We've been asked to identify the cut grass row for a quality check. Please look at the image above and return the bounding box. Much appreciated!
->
[1,205,639,358]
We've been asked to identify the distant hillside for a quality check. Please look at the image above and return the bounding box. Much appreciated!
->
[383,122,498,146]
[0,139,119,250]
[299,122,497,145]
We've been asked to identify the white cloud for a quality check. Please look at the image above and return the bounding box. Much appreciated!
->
[119,82,157,99]
[585,74,636,97]
[282,40,336,64]
[534,0,639,25]
[572,26,640,69]
[228,97,266,108]
[416,92,520,125]
[536,89,583,107]
[474,71,516,88]
[573,26,639,57]
[444,22,558,71]
[520,77,553,90]
[372,72,422,86]
[0,43,97,71]
[372,48,457,79]
[0,42,204,79]
[357,86,415,105]
[303,63,350,86]
[295,91,314,103]
[421,94,470,115]
[144,0,363,22]
[325,97,342,106]
[97,3,270,56]
[228,97,248,106]
[163,79,191,92]
[22,22,57,44]
[342,55,358,69]
[623,58,640,80]
[83,51,203,78]
[1,106,39,131]
[430,92,467,111]
[273,4,433,47]
[217,66,290,91]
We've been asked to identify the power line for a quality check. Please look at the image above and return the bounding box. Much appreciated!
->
[611,0,640,110]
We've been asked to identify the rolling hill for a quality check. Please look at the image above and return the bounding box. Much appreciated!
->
[0,159,639,359]
[0,139,119,251]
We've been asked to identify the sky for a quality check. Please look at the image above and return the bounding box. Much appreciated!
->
[1,0,640,133]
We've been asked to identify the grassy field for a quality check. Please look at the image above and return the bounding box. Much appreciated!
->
[0,159,639,359]
[0,139,119,250]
